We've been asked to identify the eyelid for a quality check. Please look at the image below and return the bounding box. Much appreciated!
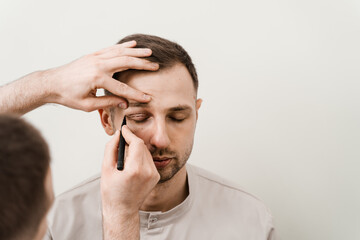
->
[171,112,188,118]
[127,113,147,116]
[127,113,148,119]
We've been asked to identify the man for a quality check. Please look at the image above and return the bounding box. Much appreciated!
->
[0,41,161,239]
[0,114,158,240]
[46,34,276,239]
[0,115,53,240]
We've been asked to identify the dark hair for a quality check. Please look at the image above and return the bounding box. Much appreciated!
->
[106,33,198,95]
[0,115,51,240]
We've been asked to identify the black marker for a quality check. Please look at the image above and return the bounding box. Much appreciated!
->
[117,116,127,171]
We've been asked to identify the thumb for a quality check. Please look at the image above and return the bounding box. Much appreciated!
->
[102,130,121,171]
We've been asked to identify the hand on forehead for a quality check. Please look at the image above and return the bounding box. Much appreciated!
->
[118,63,197,104]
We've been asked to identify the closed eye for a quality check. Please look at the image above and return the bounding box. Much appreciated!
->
[169,117,185,122]
[127,113,149,123]
[168,112,188,122]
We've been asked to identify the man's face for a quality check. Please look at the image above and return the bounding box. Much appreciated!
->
[107,63,201,182]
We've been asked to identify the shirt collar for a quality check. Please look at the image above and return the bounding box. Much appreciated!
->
[139,163,197,228]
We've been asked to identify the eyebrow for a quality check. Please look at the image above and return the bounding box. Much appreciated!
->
[127,103,192,112]
[169,105,192,112]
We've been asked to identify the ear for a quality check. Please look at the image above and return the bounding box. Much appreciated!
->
[98,109,116,136]
[195,98,202,120]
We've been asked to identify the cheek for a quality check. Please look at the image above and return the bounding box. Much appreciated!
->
[169,121,196,144]
[128,122,152,141]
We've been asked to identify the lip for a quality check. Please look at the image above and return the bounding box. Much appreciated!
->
[153,157,169,160]
[153,157,172,169]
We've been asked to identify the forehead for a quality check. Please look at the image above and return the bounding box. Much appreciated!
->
[120,64,197,110]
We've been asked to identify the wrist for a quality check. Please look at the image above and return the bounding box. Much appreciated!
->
[103,210,139,225]
[36,68,59,104]
[102,210,140,240]
[102,200,140,220]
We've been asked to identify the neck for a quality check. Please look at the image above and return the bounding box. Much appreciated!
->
[140,165,189,212]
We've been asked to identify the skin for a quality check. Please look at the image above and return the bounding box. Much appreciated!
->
[98,63,202,238]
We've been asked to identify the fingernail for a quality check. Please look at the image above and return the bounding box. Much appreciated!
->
[119,103,127,109]
[143,94,151,100]
[151,63,159,69]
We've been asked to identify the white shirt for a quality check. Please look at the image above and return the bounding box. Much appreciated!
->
[45,164,276,240]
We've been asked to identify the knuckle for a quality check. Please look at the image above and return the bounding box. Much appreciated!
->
[84,53,95,60]
[97,76,106,86]
[92,51,101,56]
[90,68,101,82]
[118,82,128,93]
[82,102,93,112]
[135,138,144,146]
[153,170,160,178]
[129,167,141,178]
[106,98,115,107]
[144,171,156,182]
[121,56,132,64]
[117,47,125,56]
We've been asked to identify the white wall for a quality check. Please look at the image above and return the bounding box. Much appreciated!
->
[1,0,359,239]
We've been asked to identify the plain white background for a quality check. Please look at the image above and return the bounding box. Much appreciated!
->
[1,0,359,239]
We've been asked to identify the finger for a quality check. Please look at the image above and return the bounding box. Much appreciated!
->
[98,48,153,60]
[120,40,137,48]
[94,41,137,56]
[121,48,152,58]
[82,95,128,111]
[100,77,151,103]
[95,41,137,58]
[105,56,159,72]
[103,130,121,170]
[121,126,155,171]
[121,125,142,146]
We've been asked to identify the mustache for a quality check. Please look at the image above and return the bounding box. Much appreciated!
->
[150,147,176,158]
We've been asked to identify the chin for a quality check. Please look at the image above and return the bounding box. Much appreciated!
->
[157,159,187,184]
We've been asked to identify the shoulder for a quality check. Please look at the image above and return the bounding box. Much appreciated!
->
[187,164,273,217]
[56,173,101,201]
[187,164,275,238]
[47,173,102,227]
[47,173,103,239]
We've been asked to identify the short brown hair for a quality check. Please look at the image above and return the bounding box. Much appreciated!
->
[106,33,198,95]
[0,115,51,240]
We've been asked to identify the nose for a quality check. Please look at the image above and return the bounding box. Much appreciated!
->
[149,119,171,149]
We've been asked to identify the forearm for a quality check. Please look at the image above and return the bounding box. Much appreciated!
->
[102,211,140,240]
[0,70,52,115]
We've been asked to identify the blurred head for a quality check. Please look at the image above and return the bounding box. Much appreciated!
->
[100,34,202,183]
[0,115,54,240]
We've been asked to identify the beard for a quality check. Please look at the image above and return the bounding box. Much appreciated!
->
[150,140,194,183]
